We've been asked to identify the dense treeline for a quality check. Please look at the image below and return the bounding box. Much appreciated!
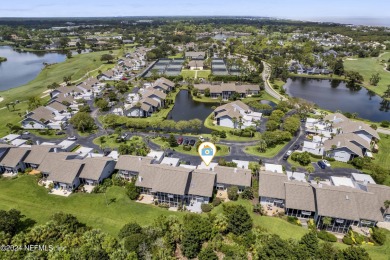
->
[0,207,375,259]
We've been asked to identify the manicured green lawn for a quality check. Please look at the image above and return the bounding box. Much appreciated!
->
[0,176,388,259]
[244,143,288,158]
[181,70,196,78]
[168,53,184,59]
[211,199,308,240]
[196,70,212,78]
[0,50,118,136]
[376,133,390,169]
[0,175,183,236]
[93,134,145,149]
[344,53,390,96]
[151,137,230,156]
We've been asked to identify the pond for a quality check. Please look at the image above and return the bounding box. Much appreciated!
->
[0,46,66,91]
[167,90,216,133]
[284,77,389,122]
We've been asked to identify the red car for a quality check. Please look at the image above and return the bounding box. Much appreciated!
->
[177,137,183,145]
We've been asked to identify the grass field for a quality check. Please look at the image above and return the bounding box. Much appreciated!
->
[376,133,390,169]
[151,136,230,156]
[344,53,390,96]
[244,143,288,158]
[93,134,145,149]
[0,50,117,137]
[181,69,211,79]
[0,176,388,259]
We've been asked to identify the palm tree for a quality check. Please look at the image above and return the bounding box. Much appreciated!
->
[384,200,390,218]
[232,117,238,129]
[238,116,244,130]
[351,112,358,119]
[160,142,169,156]
[291,166,297,176]
[322,216,332,228]
[319,133,325,144]
[257,139,267,152]
[29,122,35,129]
[314,177,321,184]
[211,135,219,144]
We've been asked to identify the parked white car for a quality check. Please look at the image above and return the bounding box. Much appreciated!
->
[322,160,331,167]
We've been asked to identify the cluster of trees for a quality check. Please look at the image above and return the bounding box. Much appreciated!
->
[350,157,390,184]
[0,203,380,260]
[102,115,203,134]
[69,112,96,132]
[291,151,312,166]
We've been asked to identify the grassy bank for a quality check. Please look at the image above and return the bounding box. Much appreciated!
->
[93,134,145,149]
[0,50,118,136]
[344,53,390,96]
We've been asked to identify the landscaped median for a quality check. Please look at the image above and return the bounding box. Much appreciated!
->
[150,136,230,156]
[244,142,288,158]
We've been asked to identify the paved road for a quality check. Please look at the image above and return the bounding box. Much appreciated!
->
[378,127,390,135]
[262,61,287,101]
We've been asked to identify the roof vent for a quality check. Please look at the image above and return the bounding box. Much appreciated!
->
[139,157,142,161]
[138,176,143,182]
[337,141,341,147]
[234,168,237,173]
[359,126,362,130]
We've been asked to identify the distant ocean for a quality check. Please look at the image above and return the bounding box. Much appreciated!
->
[314,17,390,27]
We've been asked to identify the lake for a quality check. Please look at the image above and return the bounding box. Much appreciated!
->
[167,90,216,133]
[284,77,390,122]
[0,46,66,91]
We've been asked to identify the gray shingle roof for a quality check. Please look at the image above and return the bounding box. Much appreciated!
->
[79,157,115,180]
[314,185,361,221]
[48,160,84,184]
[23,146,54,165]
[188,169,216,197]
[367,184,390,214]
[115,155,153,172]
[37,152,77,173]
[136,164,192,195]
[0,148,30,168]
[258,171,286,200]
[214,165,251,187]
[285,181,316,212]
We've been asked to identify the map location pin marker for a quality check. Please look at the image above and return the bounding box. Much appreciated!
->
[198,142,217,166]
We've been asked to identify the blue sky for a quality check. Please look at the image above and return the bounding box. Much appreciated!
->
[1,0,389,24]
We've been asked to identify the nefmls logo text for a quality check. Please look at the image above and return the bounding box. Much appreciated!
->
[24,245,54,251]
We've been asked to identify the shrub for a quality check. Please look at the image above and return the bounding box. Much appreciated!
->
[380,120,390,128]
[212,197,222,207]
[342,236,354,245]
[183,145,192,151]
[318,230,337,242]
[287,216,298,224]
[241,187,254,200]
[372,228,386,245]
[227,186,239,201]
[201,203,213,213]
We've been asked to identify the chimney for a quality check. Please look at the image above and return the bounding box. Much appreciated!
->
[54,147,58,153]
[139,157,142,161]
[346,195,349,200]
[234,168,237,173]
[359,125,362,130]
[319,183,322,188]
[138,176,142,182]
[36,140,40,145]
[337,141,341,147]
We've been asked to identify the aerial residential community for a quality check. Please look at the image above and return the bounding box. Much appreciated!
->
[0,1,390,259]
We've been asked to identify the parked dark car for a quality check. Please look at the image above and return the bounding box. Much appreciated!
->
[183,139,189,145]
[283,154,289,160]
[292,144,300,150]
[189,139,196,146]
[177,137,183,145]
[317,160,326,169]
